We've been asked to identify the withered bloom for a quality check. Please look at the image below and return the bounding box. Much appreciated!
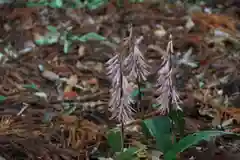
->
[124,36,150,82]
[106,53,135,123]
[155,36,181,114]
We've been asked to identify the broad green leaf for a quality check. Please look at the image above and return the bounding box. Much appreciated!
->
[142,116,173,153]
[156,133,175,154]
[143,116,171,136]
[164,131,238,160]
[74,32,106,42]
[107,128,123,153]
[169,110,185,137]
[0,95,6,102]
[116,147,139,160]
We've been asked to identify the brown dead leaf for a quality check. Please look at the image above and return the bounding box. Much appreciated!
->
[66,75,78,87]
[60,115,78,124]
[64,75,78,92]
[8,8,38,21]
[191,12,237,34]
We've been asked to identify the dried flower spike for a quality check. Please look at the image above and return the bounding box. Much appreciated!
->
[124,36,150,82]
[155,36,181,114]
[106,53,135,123]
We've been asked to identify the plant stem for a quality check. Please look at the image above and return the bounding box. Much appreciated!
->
[136,78,143,118]
[120,120,125,152]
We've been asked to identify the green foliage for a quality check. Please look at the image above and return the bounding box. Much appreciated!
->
[107,128,123,153]
[0,96,6,102]
[22,84,40,91]
[169,110,185,138]
[116,147,139,160]
[164,131,239,160]
[35,26,106,54]
[142,116,174,153]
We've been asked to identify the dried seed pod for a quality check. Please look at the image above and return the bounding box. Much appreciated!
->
[124,36,150,82]
[155,36,181,114]
[106,53,135,123]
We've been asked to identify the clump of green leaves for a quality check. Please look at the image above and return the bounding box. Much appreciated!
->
[27,0,108,9]
[35,25,106,54]
[26,0,144,10]
[105,35,240,160]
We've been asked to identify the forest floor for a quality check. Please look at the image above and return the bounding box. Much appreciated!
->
[0,1,240,160]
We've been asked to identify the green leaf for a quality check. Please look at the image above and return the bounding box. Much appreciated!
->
[129,0,144,3]
[47,26,58,33]
[169,110,185,137]
[0,0,12,4]
[62,105,77,115]
[63,39,72,54]
[107,128,123,153]
[116,147,139,160]
[86,0,108,10]
[35,32,59,45]
[27,0,47,7]
[42,112,57,123]
[131,87,145,98]
[0,95,6,102]
[73,32,106,42]
[164,131,238,160]
[152,103,161,109]
[23,84,39,91]
[142,116,173,153]
[49,0,63,8]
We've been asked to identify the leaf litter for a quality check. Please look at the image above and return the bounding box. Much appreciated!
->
[0,0,240,160]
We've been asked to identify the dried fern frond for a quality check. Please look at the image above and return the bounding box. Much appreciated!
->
[124,36,150,82]
[106,54,135,123]
[155,36,181,114]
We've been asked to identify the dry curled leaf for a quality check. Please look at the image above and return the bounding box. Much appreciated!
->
[41,70,60,81]
[191,12,237,34]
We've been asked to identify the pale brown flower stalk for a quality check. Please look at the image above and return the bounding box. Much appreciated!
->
[124,36,150,82]
[124,36,150,116]
[155,36,181,114]
[106,53,135,123]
